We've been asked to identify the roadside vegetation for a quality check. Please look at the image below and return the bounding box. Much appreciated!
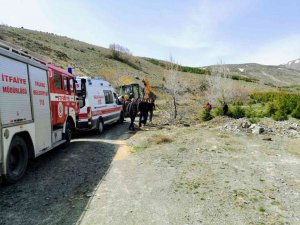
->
[144,57,210,75]
[204,92,300,122]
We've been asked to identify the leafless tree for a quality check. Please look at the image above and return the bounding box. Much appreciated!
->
[109,43,132,59]
[164,55,180,119]
[204,62,249,106]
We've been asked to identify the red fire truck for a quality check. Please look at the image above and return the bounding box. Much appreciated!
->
[0,41,85,183]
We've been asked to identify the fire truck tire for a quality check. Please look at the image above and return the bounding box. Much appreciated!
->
[118,111,124,124]
[63,122,72,147]
[97,119,104,134]
[5,136,28,183]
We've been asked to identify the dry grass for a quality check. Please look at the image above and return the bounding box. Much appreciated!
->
[284,139,300,157]
[154,134,174,144]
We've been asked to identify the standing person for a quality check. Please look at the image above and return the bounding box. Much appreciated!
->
[124,97,131,117]
[118,96,126,112]
[206,102,212,112]
[138,98,149,127]
[148,99,156,122]
[127,98,138,130]
[223,102,228,116]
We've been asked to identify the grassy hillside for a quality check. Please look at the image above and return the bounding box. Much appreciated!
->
[205,63,300,87]
[0,25,207,88]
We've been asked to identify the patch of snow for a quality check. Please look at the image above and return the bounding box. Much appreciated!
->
[295,59,300,64]
[288,61,292,65]
[238,68,245,72]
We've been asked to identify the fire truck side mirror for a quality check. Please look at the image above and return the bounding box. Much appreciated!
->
[81,78,87,98]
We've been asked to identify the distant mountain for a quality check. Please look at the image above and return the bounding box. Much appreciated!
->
[205,63,300,87]
[283,59,300,71]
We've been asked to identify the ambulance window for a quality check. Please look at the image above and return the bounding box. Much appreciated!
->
[64,77,69,91]
[104,90,113,104]
[54,74,63,90]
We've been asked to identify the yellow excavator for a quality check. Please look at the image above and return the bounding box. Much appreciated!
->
[117,78,156,102]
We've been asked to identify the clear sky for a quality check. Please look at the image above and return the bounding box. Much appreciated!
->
[0,0,299,66]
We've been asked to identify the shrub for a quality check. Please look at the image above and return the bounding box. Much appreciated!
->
[201,109,213,121]
[249,117,260,124]
[211,106,223,116]
[245,106,267,119]
[273,110,288,121]
[233,99,244,106]
[154,134,173,144]
[249,92,300,120]
[231,75,258,83]
[264,102,276,117]
[228,106,245,119]
[291,102,300,119]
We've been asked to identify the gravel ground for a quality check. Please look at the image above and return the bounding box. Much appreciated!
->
[78,121,300,225]
[0,122,131,225]
[1,119,299,225]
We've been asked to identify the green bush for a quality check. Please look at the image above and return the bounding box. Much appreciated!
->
[249,92,300,121]
[249,117,260,124]
[291,102,300,119]
[233,99,244,106]
[231,75,258,83]
[264,102,276,117]
[273,110,288,121]
[245,106,267,119]
[211,107,223,116]
[228,106,245,119]
[201,109,213,121]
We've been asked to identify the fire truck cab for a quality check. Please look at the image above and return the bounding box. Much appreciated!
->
[0,42,79,183]
[76,77,124,133]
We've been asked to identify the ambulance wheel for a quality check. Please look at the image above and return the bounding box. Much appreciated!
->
[63,122,72,147]
[118,111,124,124]
[5,136,28,183]
[97,119,104,134]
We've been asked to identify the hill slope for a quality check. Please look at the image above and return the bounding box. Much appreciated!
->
[0,25,177,87]
[206,63,300,87]
[1,25,299,90]
[283,59,300,71]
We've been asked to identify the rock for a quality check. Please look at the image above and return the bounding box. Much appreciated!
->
[240,121,251,128]
[288,129,299,137]
[262,137,272,141]
[252,125,264,134]
[183,123,190,127]
[289,123,298,130]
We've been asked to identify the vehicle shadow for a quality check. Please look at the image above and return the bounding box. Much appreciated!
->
[0,121,136,225]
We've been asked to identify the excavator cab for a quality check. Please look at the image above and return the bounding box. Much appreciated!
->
[117,83,142,101]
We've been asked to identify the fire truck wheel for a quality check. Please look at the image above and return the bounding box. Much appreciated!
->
[5,136,28,183]
[97,119,104,134]
[63,122,72,147]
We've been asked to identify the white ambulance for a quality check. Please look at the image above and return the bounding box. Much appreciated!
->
[0,41,82,183]
[75,77,124,133]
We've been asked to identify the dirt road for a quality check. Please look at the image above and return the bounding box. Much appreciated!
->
[78,122,300,225]
[0,122,133,225]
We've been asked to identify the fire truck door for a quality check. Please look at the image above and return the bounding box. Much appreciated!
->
[29,65,51,151]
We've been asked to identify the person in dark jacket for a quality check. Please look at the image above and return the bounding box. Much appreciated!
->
[223,102,228,116]
[127,98,138,130]
[148,99,156,122]
[138,98,149,127]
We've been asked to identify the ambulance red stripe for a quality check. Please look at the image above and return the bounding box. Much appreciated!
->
[79,106,123,119]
